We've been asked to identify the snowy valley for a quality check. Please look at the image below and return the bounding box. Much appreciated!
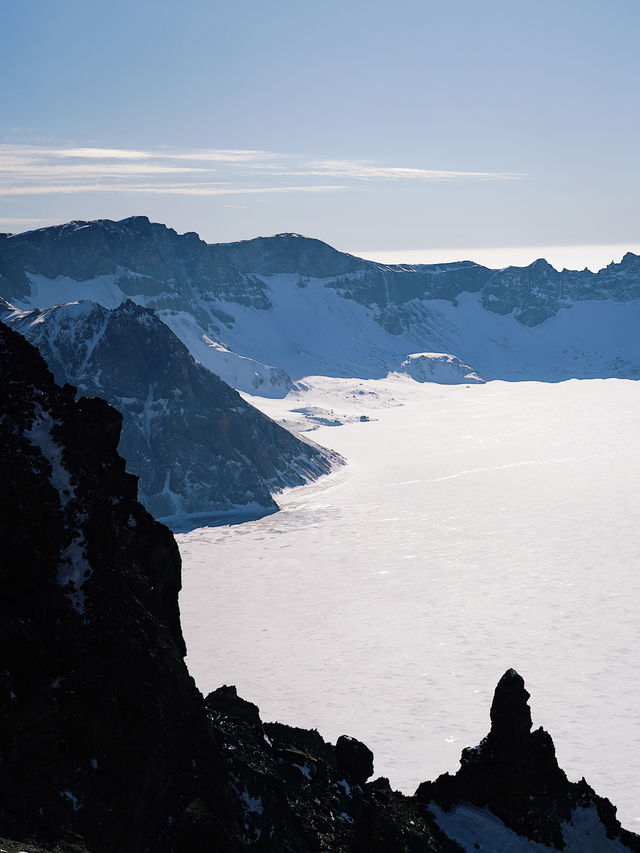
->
[180,376,640,832]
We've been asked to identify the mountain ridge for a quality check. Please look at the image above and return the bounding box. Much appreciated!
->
[3,217,640,389]
[3,216,640,317]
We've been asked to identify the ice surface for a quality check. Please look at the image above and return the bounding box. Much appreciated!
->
[178,377,640,831]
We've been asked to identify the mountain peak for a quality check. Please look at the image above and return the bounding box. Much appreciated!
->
[489,668,532,751]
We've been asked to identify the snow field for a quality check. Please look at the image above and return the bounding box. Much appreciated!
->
[178,377,640,831]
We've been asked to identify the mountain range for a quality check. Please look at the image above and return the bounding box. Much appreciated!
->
[2,216,640,391]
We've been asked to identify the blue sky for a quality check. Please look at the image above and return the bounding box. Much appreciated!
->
[2,0,639,268]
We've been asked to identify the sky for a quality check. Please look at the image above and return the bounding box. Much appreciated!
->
[2,0,639,269]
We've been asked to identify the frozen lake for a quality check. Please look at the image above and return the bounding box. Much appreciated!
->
[178,378,640,830]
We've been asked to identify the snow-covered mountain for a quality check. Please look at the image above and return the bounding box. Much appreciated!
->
[1,297,338,523]
[3,217,640,389]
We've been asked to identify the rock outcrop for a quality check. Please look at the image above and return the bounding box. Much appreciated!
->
[0,319,219,851]
[395,352,484,384]
[1,321,638,852]
[417,669,640,851]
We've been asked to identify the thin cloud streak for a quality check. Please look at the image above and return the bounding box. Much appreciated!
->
[0,217,59,225]
[303,159,525,181]
[0,144,272,164]
[0,182,349,197]
[5,163,205,177]
[0,143,525,199]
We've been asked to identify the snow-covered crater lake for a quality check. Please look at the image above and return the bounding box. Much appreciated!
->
[178,378,640,830]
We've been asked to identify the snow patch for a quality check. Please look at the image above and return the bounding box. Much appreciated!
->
[60,790,82,812]
[25,406,75,505]
[23,271,127,311]
[430,803,630,852]
[292,761,313,779]
[335,778,352,797]
[58,535,92,615]
[26,405,92,613]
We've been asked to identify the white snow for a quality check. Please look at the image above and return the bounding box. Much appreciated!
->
[430,803,630,852]
[176,277,640,385]
[178,376,640,831]
[335,778,352,797]
[25,406,75,506]
[292,761,313,779]
[240,791,263,816]
[22,271,127,311]
[158,310,295,397]
[26,405,91,613]
[15,267,640,395]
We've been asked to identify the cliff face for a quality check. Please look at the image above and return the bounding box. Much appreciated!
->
[1,321,638,852]
[0,320,217,851]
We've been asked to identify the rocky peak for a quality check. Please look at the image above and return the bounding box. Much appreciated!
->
[487,667,532,754]
[417,669,639,850]
[528,257,556,272]
[209,231,366,277]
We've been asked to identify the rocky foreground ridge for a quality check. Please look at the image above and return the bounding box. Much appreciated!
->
[1,319,638,852]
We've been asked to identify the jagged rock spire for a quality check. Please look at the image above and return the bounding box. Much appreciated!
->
[487,668,533,754]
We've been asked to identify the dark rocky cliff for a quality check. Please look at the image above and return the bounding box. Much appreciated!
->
[1,321,638,852]
[0,319,217,850]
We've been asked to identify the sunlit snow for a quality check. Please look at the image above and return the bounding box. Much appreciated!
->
[178,376,640,831]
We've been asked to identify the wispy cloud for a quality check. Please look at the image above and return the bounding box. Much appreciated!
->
[0,182,348,197]
[0,144,524,198]
[0,217,59,225]
[302,159,524,181]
